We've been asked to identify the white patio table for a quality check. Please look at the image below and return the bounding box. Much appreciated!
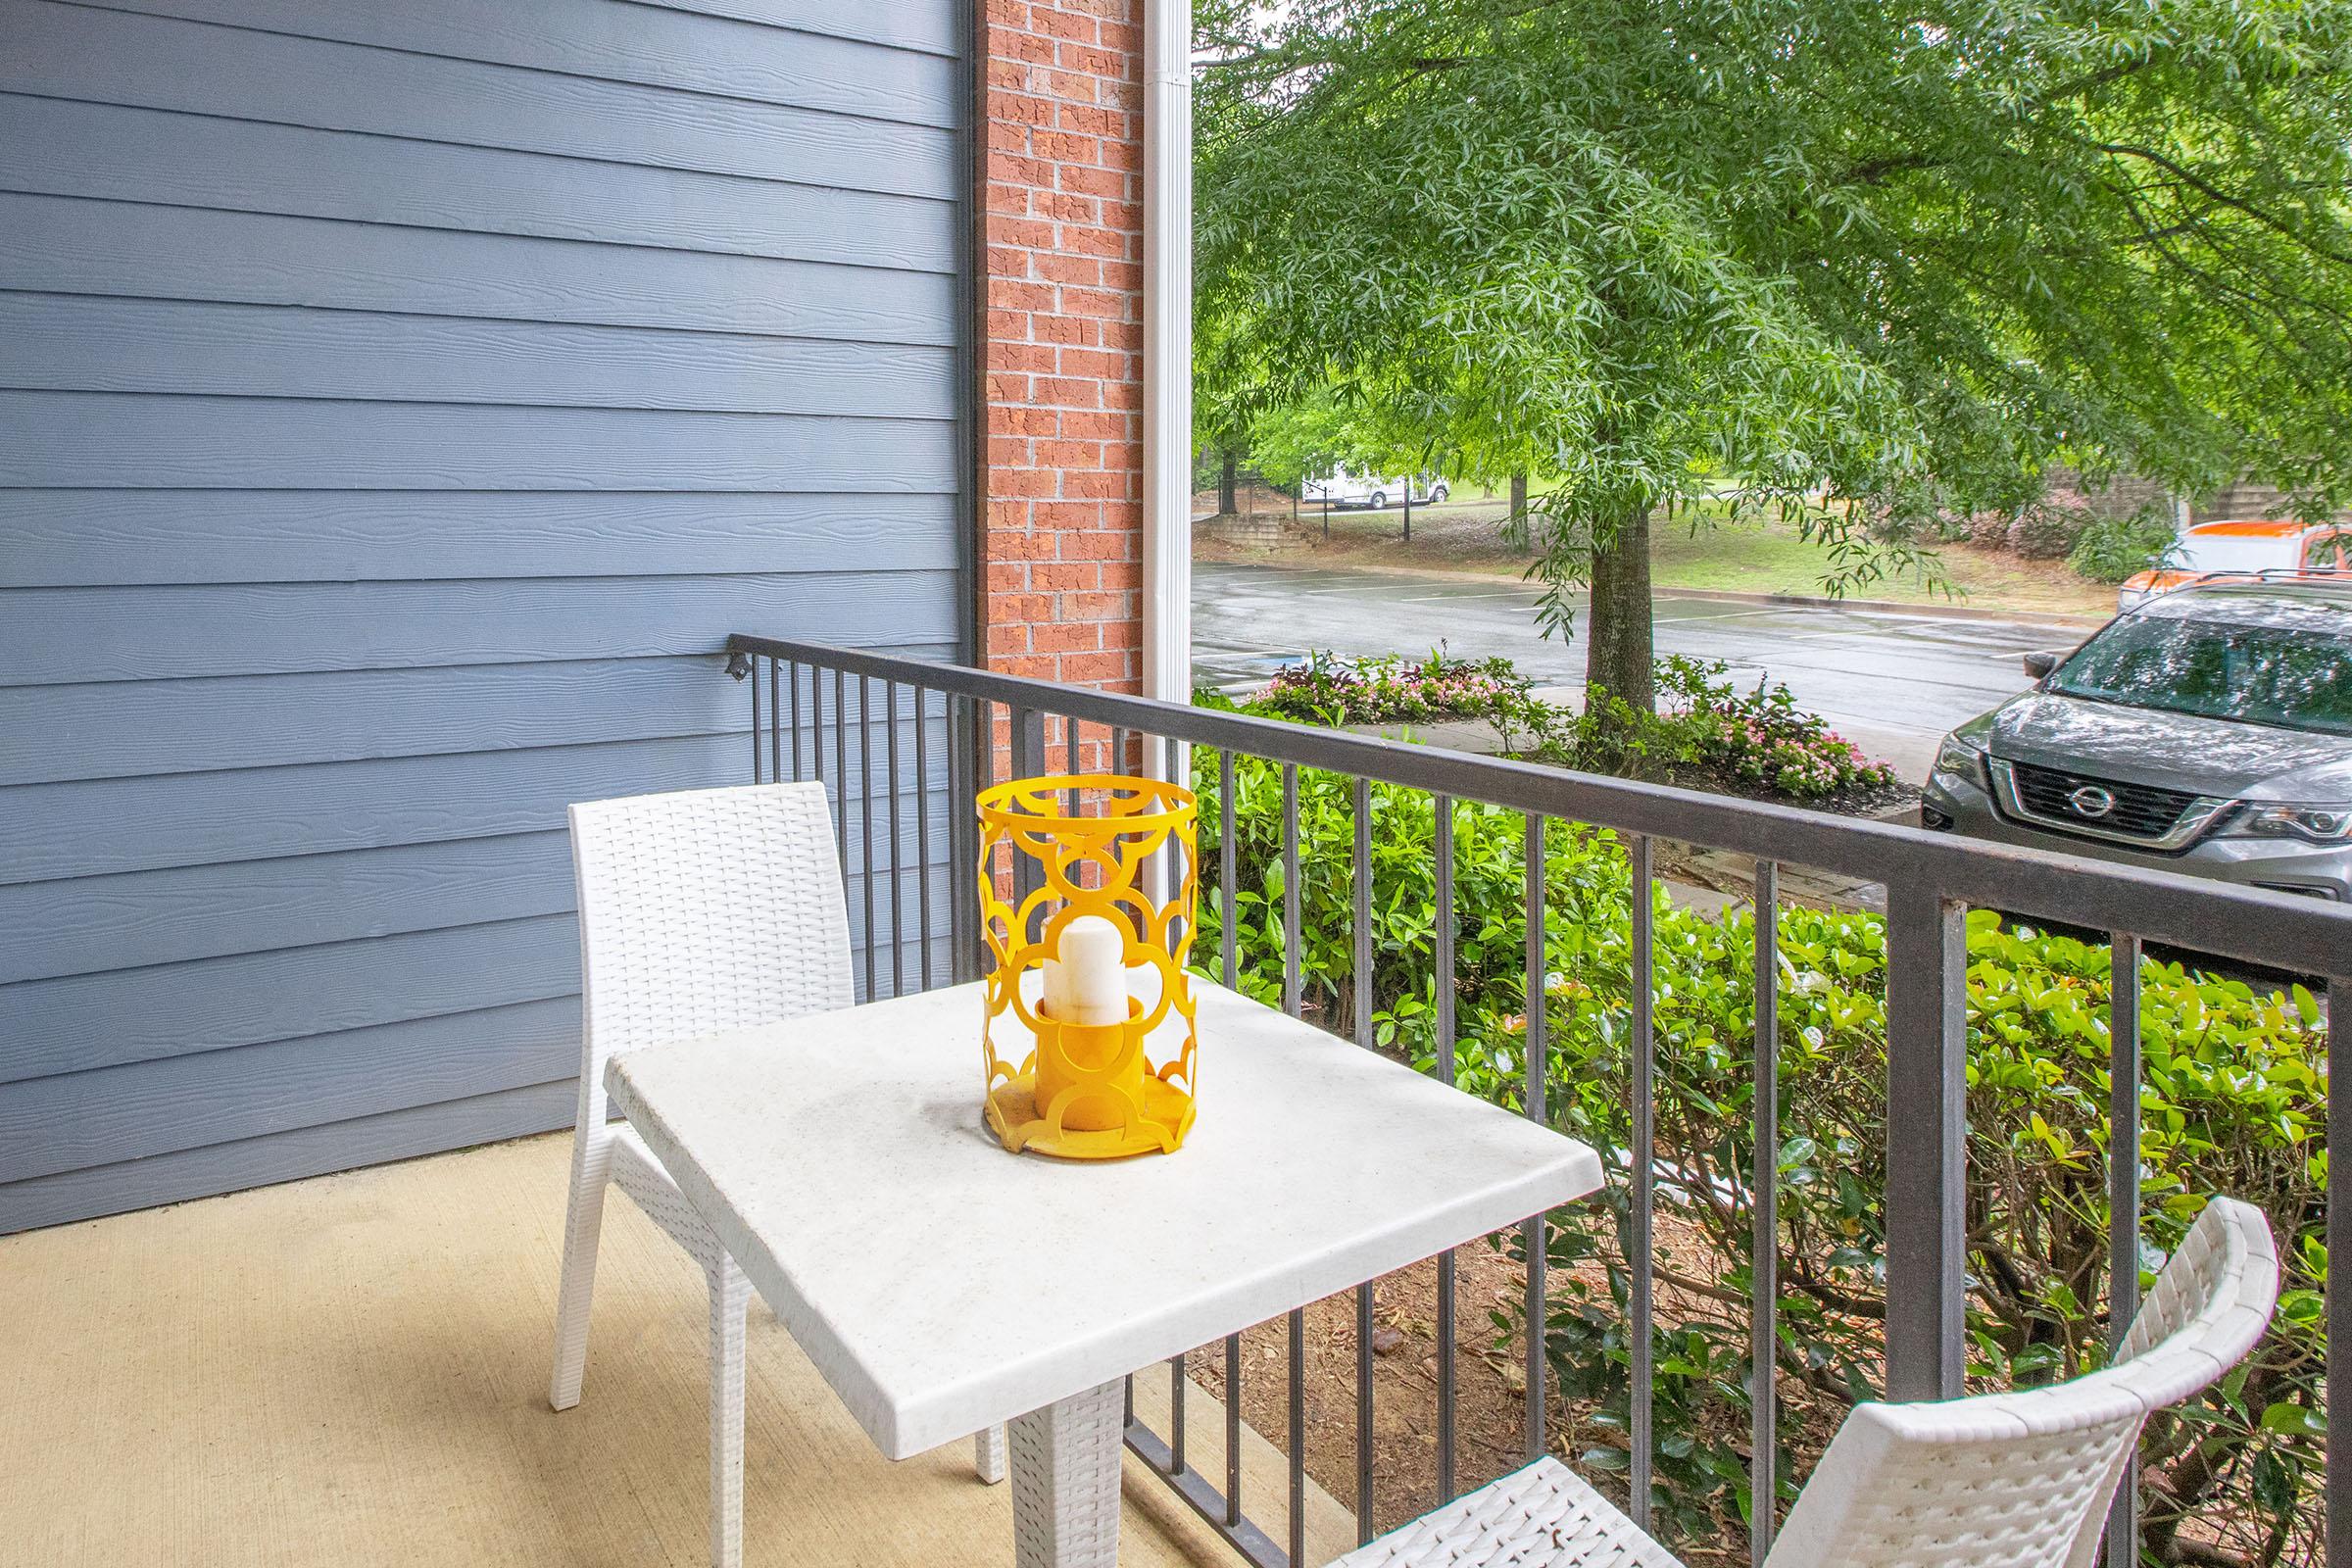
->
[606,978,1603,1568]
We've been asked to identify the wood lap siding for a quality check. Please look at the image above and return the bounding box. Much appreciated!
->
[0,0,966,1230]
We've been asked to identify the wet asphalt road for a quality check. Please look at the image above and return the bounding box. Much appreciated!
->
[1193,561,2088,772]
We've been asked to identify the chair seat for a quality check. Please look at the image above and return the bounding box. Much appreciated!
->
[1332,1459,1682,1568]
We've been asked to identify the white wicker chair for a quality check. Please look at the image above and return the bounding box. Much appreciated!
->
[1335,1196,2278,1568]
[548,782,1006,1568]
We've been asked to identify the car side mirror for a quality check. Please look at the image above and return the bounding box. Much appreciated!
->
[2022,650,2059,679]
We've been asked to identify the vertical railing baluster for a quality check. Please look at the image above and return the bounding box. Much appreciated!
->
[1112,725,1130,778]
[915,686,933,992]
[1751,859,1780,1566]
[1220,753,1238,989]
[831,668,849,871]
[1156,738,1185,930]
[2103,931,2143,1567]
[2328,967,2347,1568]
[859,676,877,1003]
[789,661,804,782]
[810,663,827,807]
[1281,764,1300,1019]
[1434,793,1457,1505]
[1008,707,1040,774]
[1351,773,1375,1545]
[1163,735,1184,921]
[1170,1350,1187,1476]
[1226,1331,1244,1526]
[1885,885,1969,1401]
[1523,812,1547,1463]
[1352,777,1374,1039]
[1629,833,1655,1533]
[1289,1306,1307,1568]
[768,658,781,784]
[959,697,997,985]
[1009,706,1044,915]
[749,652,763,783]
[886,681,904,998]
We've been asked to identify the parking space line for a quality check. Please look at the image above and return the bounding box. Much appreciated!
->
[1651,608,1787,625]
[1396,589,1540,603]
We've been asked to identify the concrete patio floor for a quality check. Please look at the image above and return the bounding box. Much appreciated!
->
[0,1131,1351,1567]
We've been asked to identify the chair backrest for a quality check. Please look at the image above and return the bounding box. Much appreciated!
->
[569,782,855,1090]
[1765,1198,2278,1568]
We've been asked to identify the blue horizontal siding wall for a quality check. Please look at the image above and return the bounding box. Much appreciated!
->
[0,0,967,1231]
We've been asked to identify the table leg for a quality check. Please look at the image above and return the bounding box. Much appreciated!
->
[1007,1379,1124,1568]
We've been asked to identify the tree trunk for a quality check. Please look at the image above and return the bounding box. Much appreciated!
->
[1217,450,1238,516]
[1584,505,1655,711]
[1509,473,1530,548]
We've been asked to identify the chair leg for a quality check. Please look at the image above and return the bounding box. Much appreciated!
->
[548,1139,611,1412]
[976,1424,1007,1485]
[709,1257,751,1568]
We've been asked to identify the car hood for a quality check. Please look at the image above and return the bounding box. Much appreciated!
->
[1986,691,2352,802]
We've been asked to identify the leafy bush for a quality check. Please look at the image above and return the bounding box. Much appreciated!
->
[1242,653,1898,805]
[2071,505,2182,584]
[1192,748,2328,1563]
[2007,499,2093,560]
[1650,657,1898,801]
[1252,649,1547,730]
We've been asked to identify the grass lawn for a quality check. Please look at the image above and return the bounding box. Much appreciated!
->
[1204,494,2115,621]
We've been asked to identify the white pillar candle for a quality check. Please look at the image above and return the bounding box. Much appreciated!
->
[1041,957,1074,1021]
[1055,914,1129,1025]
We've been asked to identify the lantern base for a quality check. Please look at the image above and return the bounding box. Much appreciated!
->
[985,1072,1194,1159]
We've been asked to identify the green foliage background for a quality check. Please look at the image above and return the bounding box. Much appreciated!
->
[1191,752,2330,1562]
[1194,0,2352,691]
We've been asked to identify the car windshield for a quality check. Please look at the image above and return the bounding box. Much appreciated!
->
[2049,606,2352,735]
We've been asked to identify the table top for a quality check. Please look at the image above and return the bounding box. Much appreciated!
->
[607,980,1601,1460]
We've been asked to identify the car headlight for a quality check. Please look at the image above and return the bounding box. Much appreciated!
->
[2223,804,2352,844]
[1933,732,1986,787]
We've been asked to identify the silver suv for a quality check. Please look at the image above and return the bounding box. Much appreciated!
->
[1922,580,2352,901]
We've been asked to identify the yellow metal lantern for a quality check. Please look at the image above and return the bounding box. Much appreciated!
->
[977,773,1197,1157]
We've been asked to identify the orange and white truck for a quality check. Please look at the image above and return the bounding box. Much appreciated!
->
[2117,517,2350,612]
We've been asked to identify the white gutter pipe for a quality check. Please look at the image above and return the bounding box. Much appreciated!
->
[1141,0,1193,715]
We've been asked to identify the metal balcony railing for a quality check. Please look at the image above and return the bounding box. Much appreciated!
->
[724,631,2348,1568]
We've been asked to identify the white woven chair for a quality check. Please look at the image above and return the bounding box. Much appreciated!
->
[548,782,1006,1568]
[1336,1196,2278,1568]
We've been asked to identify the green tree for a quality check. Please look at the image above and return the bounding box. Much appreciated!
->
[1196,0,2352,711]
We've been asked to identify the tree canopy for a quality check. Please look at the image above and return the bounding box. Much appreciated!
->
[1195,0,2352,706]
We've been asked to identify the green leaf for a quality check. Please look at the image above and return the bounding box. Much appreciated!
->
[2258,1402,2327,1440]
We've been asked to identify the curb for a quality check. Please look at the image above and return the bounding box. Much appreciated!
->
[1674,584,2104,632]
[1194,550,2108,635]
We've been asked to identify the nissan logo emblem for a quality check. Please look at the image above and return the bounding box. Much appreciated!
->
[2068,786,2116,818]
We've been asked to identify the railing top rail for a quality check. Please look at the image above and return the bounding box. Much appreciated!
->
[726,633,2352,977]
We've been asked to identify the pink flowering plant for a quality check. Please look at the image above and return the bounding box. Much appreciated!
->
[1233,651,1899,808]
[1252,649,1550,731]
[1651,656,1900,802]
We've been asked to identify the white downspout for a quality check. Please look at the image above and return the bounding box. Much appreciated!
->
[1142,0,1193,715]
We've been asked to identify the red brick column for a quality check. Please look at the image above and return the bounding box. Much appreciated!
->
[977,0,1146,733]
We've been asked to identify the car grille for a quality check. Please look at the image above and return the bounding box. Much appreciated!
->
[2006,762,2203,841]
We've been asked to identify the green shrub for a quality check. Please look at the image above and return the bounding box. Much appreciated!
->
[1192,747,2328,1563]
[1251,649,1548,730]
[1546,657,1898,802]
[2070,505,2181,584]
[1232,653,1897,805]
